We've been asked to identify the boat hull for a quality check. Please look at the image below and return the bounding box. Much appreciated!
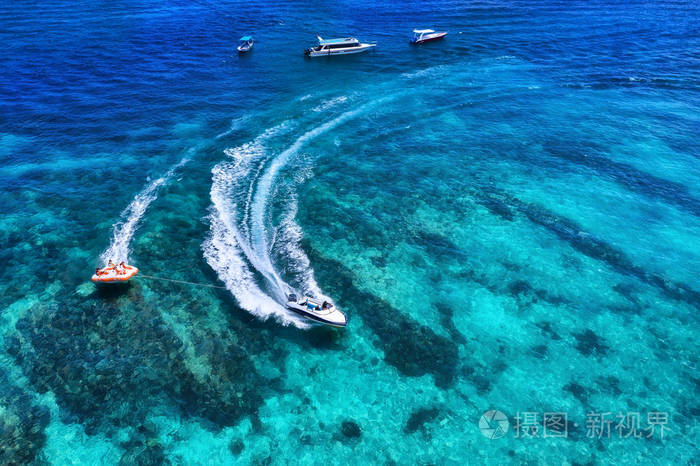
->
[286,301,347,327]
[306,44,375,57]
[411,32,447,44]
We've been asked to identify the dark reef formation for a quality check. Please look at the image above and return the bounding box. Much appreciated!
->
[460,360,509,396]
[563,381,594,405]
[472,187,700,311]
[572,329,610,357]
[434,302,467,344]
[536,321,562,341]
[0,369,50,465]
[340,420,361,439]
[229,438,245,455]
[304,241,459,388]
[404,407,441,434]
[542,140,700,218]
[118,423,170,466]
[9,290,268,437]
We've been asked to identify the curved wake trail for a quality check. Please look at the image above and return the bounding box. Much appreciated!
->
[215,115,251,140]
[100,157,190,265]
[273,195,322,297]
[248,107,366,296]
[312,95,348,112]
[204,104,369,327]
[203,123,310,328]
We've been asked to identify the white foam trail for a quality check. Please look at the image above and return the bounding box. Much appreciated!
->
[274,196,325,300]
[203,124,309,327]
[248,107,367,299]
[215,115,250,140]
[401,65,447,79]
[312,95,348,112]
[240,156,269,238]
[215,126,291,296]
[204,175,307,328]
[205,103,376,327]
[100,157,190,265]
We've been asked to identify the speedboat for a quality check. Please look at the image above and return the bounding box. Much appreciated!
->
[410,29,447,44]
[92,263,138,283]
[237,36,254,53]
[286,294,347,327]
[305,36,376,57]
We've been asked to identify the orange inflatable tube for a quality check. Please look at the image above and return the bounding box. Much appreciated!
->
[92,265,139,283]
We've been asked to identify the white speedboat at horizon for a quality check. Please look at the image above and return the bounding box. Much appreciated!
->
[410,29,447,44]
[286,294,347,327]
[305,36,376,57]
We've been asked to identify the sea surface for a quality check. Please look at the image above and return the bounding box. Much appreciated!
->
[1,0,699,464]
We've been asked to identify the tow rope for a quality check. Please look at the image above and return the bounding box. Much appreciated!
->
[136,274,227,289]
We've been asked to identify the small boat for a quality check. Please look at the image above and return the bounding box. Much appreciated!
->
[237,36,254,53]
[286,294,347,327]
[92,264,139,283]
[305,35,376,57]
[410,29,447,45]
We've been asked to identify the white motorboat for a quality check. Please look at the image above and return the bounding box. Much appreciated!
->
[305,36,376,57]
[286,294,347,327]
[410,29,447,44]
[237,36,254,53]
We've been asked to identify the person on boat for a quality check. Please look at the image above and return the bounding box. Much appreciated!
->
[108,260,116,268]
[322,300,329,310]
[95,267,102,276]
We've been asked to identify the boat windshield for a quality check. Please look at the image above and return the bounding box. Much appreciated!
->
[328,43,359,49]
[412,29,434,40]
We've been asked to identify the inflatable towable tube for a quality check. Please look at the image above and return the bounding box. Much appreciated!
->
[92,265,139,283]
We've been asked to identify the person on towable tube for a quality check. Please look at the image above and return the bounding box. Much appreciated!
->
[92,260,138,283]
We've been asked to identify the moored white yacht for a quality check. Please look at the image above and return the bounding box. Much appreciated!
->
[286,294,347,327]
[305,36,376,57]
[410,29,448,44]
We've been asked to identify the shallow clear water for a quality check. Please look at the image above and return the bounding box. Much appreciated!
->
[1,0,699,463]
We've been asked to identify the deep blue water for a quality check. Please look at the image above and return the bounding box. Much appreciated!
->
[1,0,699,463]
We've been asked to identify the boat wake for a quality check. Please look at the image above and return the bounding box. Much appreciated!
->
[400,64,448,80]
[312,95,348,112]
[272,194,322,298]
[203,123,307,326]
[203,107,366,327]
[215,115,251,140]
[100,156,190,265]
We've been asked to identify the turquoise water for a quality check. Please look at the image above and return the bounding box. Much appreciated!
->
[1,0,699,463]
